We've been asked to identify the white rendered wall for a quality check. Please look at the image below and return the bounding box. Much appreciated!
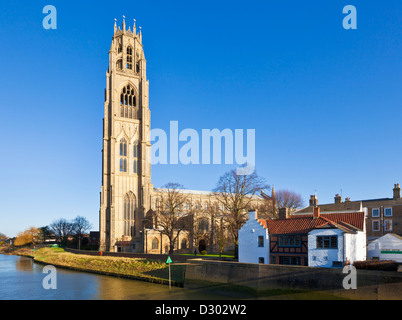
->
[238,212,269,264]
[308,229,344,268]
[346,230,366,263]
[368,234,402,262]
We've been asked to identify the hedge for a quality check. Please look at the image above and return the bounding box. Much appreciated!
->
[353,260,399,271]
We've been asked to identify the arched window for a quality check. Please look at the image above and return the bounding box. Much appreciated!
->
[120,139,127,156]
[120,138,127,172]
[152,238,159,250]
[198,218,209,233]
[123,192,136,236]
[126,46,133,70]
[120,84,137,119]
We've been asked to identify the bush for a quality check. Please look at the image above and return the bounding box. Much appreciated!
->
[200,250,207,255]
[353,260,399,271]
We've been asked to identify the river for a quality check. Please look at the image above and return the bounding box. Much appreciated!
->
[0,254,238,300]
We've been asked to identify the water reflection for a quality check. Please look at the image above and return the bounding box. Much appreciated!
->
[15,256,33,272]
[0,255,233,300]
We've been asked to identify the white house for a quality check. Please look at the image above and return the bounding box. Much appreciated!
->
[238,210,269,264]
[308,217,367,268]
[367,233,402,263]
[239,208,366,268]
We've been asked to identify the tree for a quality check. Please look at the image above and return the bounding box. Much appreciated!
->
[213,169,269,258]
[50,218,74,245]
[39,226,54,243]
[14,227,40,247]
[156,182,190,254]
[274,189,304,213]
[72,216,92,249]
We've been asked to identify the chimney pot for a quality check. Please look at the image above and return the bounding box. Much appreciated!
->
[334,194,342,204]
[278,207,290,219]
[309,195,318,207]
[393,183,401,200]
[313,206,320,219]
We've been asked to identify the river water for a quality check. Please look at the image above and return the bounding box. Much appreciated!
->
[0,254,237,300]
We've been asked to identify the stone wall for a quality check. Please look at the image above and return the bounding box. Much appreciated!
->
[184,259,402,299]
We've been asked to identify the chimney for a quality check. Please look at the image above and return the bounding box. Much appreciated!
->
[249,209,258,220]
[393,184,401,200]
[313,206,320,219]
[334,194,342,204]
[278,207,290,219]
[309,195,318,207]
[345,197,351,202]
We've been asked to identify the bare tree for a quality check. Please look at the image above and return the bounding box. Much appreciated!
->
[72,216,92,250]
[274,189,304,213]
[156,182,190,254]
[50,218,74,245]
[213,169,269,258]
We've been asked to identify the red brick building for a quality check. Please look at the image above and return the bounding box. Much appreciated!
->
[295,184,402,241]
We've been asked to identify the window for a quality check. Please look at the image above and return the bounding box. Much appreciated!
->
[198,218,209,233]
[152,238,159,250]
[126,46,133,69]
[181,239,187,249]
[132,141,139,174]
[280,256,301,265]
[384,220,392,231]
[384,208,392,217]
[372,208,380,218]
[120,84,137,119]
[120,139,127,156]
[372,220,380,231]
[120,139,127,172]
[133,141,139,158]
[316,236,337,249]
[257,235,265,247]
[133,159,138,174]
[123,192,136,236]
[258,257,265,264]
[279,235,301,247]
[120,158,127,172]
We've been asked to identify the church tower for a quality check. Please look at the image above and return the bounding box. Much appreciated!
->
[99,17,153,252]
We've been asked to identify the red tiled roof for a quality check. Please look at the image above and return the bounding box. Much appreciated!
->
[258,212,365,235]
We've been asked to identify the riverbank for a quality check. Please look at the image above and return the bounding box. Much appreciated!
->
[1,246,185,287]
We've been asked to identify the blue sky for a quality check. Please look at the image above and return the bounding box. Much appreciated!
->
[0,1,401,237]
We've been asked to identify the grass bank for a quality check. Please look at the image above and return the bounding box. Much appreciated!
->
[2,246,185,287]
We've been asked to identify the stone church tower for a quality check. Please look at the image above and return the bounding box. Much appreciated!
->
[99,18,153,252]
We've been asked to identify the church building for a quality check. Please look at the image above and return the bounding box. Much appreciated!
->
[99,18,267,253]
